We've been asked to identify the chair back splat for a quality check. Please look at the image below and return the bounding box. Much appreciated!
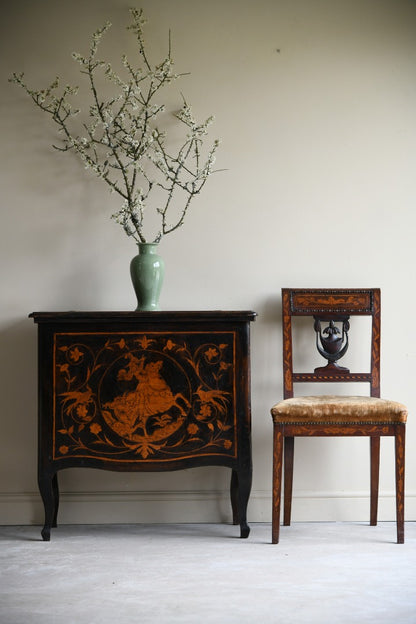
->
[271,288,407,544]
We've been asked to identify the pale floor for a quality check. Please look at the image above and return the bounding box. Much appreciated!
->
[1,522,415,624]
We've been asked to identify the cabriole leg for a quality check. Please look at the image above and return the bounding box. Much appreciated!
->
[38,472,58,541]
[236,466,252,538]
[52,473,60,528]
[230,469,239,526]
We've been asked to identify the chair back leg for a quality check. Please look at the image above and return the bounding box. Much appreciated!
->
[284,436,294,526]
[370,436,380,526]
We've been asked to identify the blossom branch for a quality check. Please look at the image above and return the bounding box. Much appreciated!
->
[9,8,220,243]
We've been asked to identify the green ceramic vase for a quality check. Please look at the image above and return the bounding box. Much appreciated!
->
[130,243,165,311]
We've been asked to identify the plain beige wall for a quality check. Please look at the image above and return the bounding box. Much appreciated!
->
[1,0,415,525]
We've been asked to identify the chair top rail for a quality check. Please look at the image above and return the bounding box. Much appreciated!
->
[284,288,378,316]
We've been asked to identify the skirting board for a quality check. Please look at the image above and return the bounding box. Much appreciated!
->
[1,490,415,525]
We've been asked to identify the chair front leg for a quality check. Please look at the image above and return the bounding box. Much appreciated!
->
[395,424,405,544]
[370,436,380,526]
[272,426,284,544]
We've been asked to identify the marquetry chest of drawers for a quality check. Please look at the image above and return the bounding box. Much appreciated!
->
[30,311,256,540]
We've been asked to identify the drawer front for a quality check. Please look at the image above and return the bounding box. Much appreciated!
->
[52,330,237,464]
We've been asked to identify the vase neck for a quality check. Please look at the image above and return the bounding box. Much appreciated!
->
[138,242,158,254]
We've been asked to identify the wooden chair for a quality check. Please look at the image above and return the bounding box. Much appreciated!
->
[271,288,407,544]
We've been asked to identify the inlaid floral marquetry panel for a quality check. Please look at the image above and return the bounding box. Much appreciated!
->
[290,290,373,314]
[53,332,237,462]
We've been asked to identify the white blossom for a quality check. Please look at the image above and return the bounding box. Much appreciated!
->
[10,7,220,243]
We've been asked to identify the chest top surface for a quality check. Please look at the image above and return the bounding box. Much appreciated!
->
[30,311,257,324]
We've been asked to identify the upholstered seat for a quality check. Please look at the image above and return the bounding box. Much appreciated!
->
[271,395,408,425]
[271,288,407,544]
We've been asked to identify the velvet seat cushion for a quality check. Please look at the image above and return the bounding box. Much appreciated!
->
[271,395,408,425]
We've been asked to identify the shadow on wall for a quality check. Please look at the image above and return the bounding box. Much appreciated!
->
[0,318,38,489]
[248,295,282,471]
[251,293,282,394]
[257,295,282,326]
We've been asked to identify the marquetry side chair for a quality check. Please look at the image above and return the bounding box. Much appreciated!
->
[271,288,407,544]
